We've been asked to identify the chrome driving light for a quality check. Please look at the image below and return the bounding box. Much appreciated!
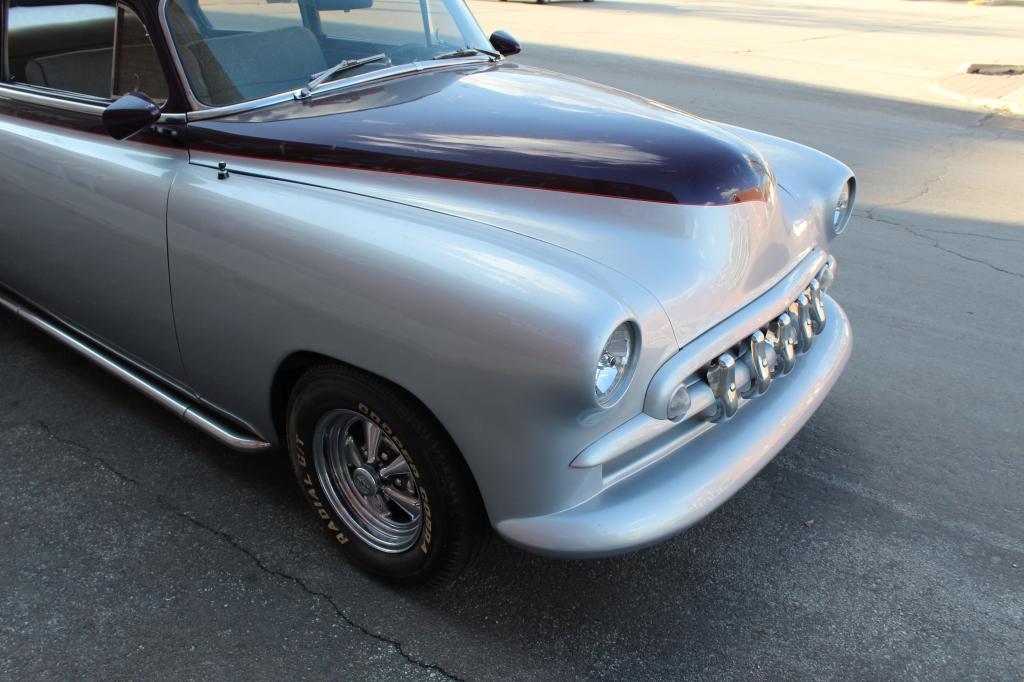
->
[832,180,854,234]
[595,323,636,405]
[818,254,837,292]
[667,383,692,421]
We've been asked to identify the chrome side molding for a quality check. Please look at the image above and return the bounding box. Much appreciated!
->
[0,289,272,452]
[0,83,187,125]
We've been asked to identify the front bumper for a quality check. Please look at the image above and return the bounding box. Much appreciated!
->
[495,295,852,558]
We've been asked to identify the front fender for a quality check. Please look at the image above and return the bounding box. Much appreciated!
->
[167,164,677,523]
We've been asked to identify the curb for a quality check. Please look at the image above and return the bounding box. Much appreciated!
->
[927,80,1024,116]
[959,62,1024,76]
[966,0,1024,6]
[928,67,1024,116]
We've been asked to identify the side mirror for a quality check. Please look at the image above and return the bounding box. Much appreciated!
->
[489,30,521,57]
[103,92,161,141]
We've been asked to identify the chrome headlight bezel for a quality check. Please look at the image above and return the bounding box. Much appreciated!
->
[594,322,638,407]
[832,178,855,234]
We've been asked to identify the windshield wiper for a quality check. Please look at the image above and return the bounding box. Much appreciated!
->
[432,47,499,61]
[297,53,388,99]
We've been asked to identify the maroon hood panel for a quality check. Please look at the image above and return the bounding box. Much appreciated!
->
[187,62,772,205]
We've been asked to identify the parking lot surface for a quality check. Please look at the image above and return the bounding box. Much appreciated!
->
[2,1,1023,679]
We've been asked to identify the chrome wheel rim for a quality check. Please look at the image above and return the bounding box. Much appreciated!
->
[312,409,422,553]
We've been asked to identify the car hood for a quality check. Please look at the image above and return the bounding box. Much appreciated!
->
[188,63,843,348]
[187,61,773,207]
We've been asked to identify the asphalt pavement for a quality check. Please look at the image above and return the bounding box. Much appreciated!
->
[2,1,1023,679]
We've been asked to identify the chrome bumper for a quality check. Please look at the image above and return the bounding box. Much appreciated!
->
[495,295,852,558]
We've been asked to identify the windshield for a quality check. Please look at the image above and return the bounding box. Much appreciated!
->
[164,0,492,107]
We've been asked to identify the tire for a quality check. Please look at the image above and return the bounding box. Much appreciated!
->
[286,364,490,586]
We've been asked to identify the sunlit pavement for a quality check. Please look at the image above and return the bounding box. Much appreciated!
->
[2,1,1023,680]
[471,0,1024,108]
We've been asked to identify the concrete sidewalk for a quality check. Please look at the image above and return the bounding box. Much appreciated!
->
[930,69,1024,115]
[469,0,1024,114]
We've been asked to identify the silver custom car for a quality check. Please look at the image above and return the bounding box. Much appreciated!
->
[0,0,854,584]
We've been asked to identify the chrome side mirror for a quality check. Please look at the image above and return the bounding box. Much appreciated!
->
[489,30,521,57]
[102,92,161,141]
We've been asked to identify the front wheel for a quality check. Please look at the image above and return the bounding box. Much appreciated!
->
[287,364,490,585]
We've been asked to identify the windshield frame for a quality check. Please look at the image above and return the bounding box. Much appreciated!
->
[157,0,498,116]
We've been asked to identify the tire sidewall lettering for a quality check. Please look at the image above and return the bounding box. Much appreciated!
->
[357,402,432,553]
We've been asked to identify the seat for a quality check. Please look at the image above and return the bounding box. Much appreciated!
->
[25,43,168,102]
[186,26,328,106]
[25,47,113,98]
[113,44,170,102]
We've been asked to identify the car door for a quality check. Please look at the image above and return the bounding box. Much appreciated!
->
[0,0,189,384]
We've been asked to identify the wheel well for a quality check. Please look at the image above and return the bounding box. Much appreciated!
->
[270,351,337,443]
[270,351,492,529]
[269,351,457,455]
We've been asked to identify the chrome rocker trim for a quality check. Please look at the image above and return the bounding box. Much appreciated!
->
[497,295,852,558]
[0,290,271,452]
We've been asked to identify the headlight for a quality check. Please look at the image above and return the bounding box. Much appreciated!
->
[832,179,854,234]
[595,323,636,406]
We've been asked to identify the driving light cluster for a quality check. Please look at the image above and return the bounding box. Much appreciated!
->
[595,323,636,406]
[665,255,838,423]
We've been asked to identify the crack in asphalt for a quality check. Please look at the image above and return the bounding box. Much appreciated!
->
[877,111,996,210]
[918,227,1024,244]
[172,516,465,682]
[852,111,1023,280]
[859,209,1024,279]
[34,420,465,682]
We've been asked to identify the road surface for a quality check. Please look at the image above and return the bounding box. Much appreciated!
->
[2,0,1022,679]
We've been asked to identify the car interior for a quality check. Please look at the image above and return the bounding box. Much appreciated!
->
[3,0,464,107]
[166,4,331,106]
[163,0,453,106]
[6,1,168,101]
